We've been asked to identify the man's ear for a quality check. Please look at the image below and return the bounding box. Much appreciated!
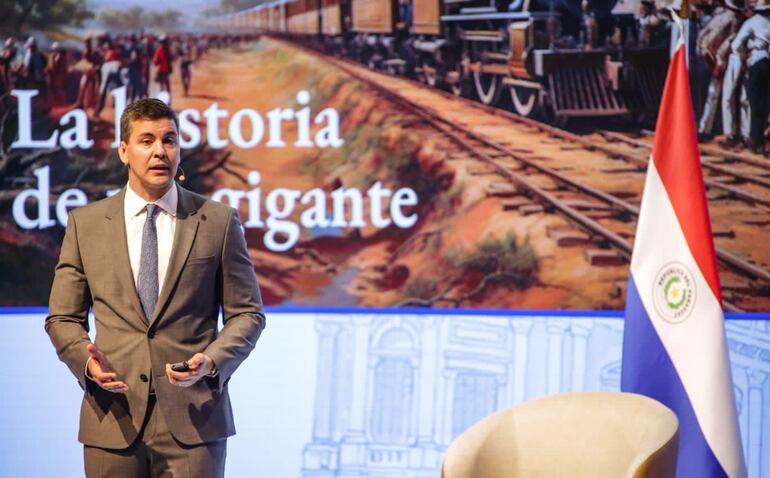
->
[117,142,129,167]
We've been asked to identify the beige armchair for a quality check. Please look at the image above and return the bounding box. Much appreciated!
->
[442,392,679,478]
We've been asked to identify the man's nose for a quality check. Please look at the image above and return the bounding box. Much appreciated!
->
[152,140,166,157]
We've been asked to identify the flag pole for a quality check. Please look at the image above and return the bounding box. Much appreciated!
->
[670,0,690,62]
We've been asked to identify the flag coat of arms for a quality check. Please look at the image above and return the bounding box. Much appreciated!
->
[620,31,747,478]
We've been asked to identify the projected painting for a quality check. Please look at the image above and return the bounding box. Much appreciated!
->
[1,0,769,311]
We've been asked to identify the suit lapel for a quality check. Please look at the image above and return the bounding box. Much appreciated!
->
[150,186,200,326]
[104,189,147,326]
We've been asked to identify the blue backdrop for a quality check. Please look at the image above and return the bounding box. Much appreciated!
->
[1,309,768,477]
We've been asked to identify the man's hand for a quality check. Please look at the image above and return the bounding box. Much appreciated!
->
[165,353,215,388]
[86,343,129,393]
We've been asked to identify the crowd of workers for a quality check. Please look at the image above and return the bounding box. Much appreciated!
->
[0,32,255,117]
[694,0,770,154]
[0,5,767,154]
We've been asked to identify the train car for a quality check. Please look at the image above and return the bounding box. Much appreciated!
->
[251,4,267,33]
[348,0,418,73]
[321,0,345,36]
[248,8,259,28]
[413,0,442,36]
[288,0,320,34]
[256,4,269,32]
[407,0,667,120]
[225,0,666,123]
[410,0,452,87]
[268,0,289,33]
[317,0,351,52]
[352,0,395,33]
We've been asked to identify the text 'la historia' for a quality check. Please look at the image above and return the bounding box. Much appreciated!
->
[10,88,343,150]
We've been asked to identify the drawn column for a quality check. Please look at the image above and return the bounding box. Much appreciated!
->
[747,369,766,478]
[338,315,373,477]
[439,368,458,445]
[570,321,593,392]
[546,320,570,394]
[508,318,533,406]
[303,320,341,474]
[413,316,442,469]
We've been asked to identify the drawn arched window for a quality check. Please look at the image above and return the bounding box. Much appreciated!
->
[452,371,498,439]
[370,328,415,444]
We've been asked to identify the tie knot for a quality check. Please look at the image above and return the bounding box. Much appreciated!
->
[146,204,160,220]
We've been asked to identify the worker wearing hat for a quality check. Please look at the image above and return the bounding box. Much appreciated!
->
[731,0,770,153]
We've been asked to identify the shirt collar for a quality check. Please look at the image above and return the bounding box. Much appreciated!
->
[124,182,178,220]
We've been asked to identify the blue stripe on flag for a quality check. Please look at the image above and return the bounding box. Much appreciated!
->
[621,275,728,477]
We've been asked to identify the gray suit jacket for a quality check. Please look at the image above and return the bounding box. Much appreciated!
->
[45,185,265,449]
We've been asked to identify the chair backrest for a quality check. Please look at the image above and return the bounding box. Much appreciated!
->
[442,391,679,478]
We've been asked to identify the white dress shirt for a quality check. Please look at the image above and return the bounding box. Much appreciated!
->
[731,13,770,67]
[124,182,178,294]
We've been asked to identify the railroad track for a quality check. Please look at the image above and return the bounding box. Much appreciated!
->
[441,81,770,210]
[281,39,770,311]
[598,130,770,202]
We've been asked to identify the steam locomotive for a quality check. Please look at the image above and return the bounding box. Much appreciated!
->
[214,0,669,122]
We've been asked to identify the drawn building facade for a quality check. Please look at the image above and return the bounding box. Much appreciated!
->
[301,314,770,477]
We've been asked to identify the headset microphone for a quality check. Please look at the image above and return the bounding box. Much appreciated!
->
[178,165,186,182]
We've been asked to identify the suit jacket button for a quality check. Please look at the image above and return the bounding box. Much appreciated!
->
[140,374,149,382]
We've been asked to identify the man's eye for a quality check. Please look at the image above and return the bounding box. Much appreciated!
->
[164,138,177,145]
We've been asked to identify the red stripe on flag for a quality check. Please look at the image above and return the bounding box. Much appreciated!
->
[650,45,722,303]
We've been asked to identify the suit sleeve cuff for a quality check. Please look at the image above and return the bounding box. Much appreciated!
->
[84,356,94,381]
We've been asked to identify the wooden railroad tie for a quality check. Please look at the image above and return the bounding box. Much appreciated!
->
[519,204,545,215]
[712,228,735,238]
[720,277,753,292]
[521,155,551,161]
[547,228,591,247]
[562,200,612,211]
[502,198,531,211]
[585,249,625,266]
[742,214,770,225]
[468,166,497,176]
[707,176,736,183]
[486,150,511,159]
[706,190,731,201]
[486,183,518,197]
[584,210,616,220]
[606,190,638,199]
[600,167,642,174]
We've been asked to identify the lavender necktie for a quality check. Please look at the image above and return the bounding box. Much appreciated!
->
[138,204,160,322]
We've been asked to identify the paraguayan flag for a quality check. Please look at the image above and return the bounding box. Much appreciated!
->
[620,27,747,478]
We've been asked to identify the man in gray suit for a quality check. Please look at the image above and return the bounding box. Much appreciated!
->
[46,98,265,477]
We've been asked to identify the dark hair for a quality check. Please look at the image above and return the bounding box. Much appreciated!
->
[120,98,179,143]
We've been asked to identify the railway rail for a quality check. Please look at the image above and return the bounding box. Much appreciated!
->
[598,131,770,192]
[281,39,770,311]
[440,81,770,210]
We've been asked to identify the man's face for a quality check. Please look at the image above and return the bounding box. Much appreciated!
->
[119,118,180,201]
